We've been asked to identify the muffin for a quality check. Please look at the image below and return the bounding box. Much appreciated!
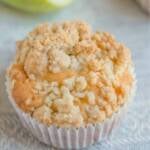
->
[6,21,135,149]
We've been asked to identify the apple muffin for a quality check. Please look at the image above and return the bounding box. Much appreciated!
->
[7,21,135,127]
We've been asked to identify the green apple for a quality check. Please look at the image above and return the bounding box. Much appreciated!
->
[2,0,73,13]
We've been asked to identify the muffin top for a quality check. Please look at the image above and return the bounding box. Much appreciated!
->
[8,21,135,127]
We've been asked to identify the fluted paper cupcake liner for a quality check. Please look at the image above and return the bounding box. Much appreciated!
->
[6,78,135,149]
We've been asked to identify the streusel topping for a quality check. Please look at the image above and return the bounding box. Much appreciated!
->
[8,21,135,127]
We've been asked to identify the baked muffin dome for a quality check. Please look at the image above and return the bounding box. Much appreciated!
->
[8,21,135,127]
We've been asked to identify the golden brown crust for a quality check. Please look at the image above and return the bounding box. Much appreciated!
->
[8,21,135,127]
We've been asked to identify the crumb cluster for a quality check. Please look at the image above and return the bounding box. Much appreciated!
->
[8,21,135,127]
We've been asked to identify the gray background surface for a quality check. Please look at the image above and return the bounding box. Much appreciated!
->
[0,0,150,149]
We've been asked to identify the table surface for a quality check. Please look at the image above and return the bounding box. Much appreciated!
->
[0,0,150,149]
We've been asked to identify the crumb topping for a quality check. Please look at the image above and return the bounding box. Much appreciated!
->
[8,21,135,127]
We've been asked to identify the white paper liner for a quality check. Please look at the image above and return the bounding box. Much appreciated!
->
[6,77,135,149]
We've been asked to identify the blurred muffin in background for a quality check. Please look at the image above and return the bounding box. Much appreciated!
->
[137,0,150,14]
